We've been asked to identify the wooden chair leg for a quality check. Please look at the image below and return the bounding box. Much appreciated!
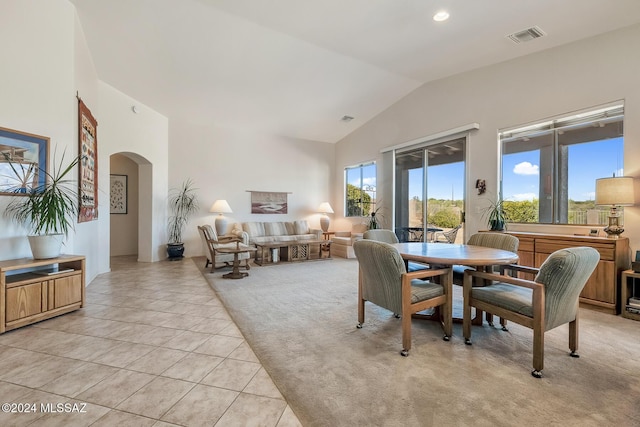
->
[569,317,579,357]
[532,326,544,378]
[499,317,508,331]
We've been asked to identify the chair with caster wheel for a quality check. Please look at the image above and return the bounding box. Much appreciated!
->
[462,246,599,378]
[353,240,452,357]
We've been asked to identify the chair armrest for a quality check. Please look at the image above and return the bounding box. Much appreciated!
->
[406,267,451,281]
[501,264,540,275]
[310,228,322,239]
[218,236,241,244]
[464,269,542,291]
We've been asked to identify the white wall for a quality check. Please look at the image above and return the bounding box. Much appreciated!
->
[110,154,139,256]
[168,121,334,258]
[335,24,640,254]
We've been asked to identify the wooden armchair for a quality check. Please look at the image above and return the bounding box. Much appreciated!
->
[462,247,600,378]
[198,225,251,273]
[433,224,462,243]
[353,239,452,356]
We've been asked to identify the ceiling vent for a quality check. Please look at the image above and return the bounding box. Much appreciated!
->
[507,26,545,44]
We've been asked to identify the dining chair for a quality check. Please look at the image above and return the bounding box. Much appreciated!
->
[462,246,600,378]
[433,224,462,243]
[363,229,398,244]
[353,239,452,356]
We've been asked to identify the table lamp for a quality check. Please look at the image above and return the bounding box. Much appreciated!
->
[317,202,334,232]
[595,176,635,238]
[210,199,233,235]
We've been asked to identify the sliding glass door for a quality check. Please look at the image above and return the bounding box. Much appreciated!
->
[394,138,465,242]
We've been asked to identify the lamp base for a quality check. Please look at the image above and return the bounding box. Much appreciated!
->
[604,215,624,239]
[215,216,228,236]
[320,216,330,233]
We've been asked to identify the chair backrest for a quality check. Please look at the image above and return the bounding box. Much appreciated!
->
[535,247,600,330]
[363,229,399,244]
[467,232,519,253]
[198,225,214,262]
[440,224,462,243]
[353,240,406,314]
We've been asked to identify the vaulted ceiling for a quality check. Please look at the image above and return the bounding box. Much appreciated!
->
[70,0,640,143]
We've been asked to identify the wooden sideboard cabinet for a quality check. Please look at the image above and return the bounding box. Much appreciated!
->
[0,255,85,333]
[507,232,630,315]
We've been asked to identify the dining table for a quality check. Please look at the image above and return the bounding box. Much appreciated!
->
[391,242,519,324]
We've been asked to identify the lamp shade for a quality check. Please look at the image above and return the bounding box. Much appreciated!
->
[317,202,334,214]
[595,177,635,206]
[210,199,233,214]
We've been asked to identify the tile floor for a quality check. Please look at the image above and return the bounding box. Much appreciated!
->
[0,256,302,427]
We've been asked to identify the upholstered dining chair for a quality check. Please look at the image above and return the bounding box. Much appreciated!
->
[353,239,452,356]
[462,246,600,378]
[363,229,399,244]
[198,225,251,273]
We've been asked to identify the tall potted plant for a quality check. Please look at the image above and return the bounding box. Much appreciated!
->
[167,179,199,260]
[3,150,80,259]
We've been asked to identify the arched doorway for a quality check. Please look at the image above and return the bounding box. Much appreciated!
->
[109,152,153,262]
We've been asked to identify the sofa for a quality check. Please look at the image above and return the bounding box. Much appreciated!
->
[231,220,322,245]
[331,223,368,258]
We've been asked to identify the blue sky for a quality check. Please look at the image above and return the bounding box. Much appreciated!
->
[348,137,623,203]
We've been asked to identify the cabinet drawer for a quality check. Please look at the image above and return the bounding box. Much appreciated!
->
[6,282,44,322]
[518,237,534,252]
[535,239,615,261]
[53,274,82,308]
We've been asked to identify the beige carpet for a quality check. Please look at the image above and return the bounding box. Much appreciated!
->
[198,257,640,427]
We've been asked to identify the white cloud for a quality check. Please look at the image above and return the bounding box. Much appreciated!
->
[511,193,537,201]
[513,162,539,176]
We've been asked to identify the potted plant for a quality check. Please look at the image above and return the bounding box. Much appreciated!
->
[368,206,383,230]
[483,196,507,231]
[167,179,199,260]
[3,150,80,259]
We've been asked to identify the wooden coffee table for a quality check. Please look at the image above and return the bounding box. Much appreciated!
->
[217,246,256,279]
[255,239,329,266]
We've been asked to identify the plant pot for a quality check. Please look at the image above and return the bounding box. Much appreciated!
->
[489,219,506,231]
[28,234,64,259]
[167,243,185,260]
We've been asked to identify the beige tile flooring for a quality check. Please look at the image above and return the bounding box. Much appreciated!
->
[0,256,302,427]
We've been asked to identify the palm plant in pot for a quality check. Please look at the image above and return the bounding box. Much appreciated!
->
[167,179,199,260]
[3,150,80,259]
[483,196,507,231]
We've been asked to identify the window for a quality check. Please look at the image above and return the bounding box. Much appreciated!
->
[345,162,376,217]
[500,103,624,225]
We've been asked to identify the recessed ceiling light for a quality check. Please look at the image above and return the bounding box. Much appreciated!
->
[433,11,450,22]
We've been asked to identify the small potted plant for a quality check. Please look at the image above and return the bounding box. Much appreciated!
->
[167,179,199,260]
[3,149,80,259]
[368,206,383,230]
[483,196,507,231]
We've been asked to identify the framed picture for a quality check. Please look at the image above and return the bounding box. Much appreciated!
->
[78,99,98,222]
[589,228,599,237]
[0,126,49,196]
[110,174,127,214]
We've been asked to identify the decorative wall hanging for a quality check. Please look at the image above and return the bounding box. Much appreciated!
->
[248,190,290,214]
[110,174,127,214]
[0,126,49,195]
[78,98,98,222]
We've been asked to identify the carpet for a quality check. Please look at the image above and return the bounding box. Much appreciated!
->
[198,257,640,427]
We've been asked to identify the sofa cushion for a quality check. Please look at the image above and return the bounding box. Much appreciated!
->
[294,220,309,234]
[265,222,289,236]
[243,222,265,237]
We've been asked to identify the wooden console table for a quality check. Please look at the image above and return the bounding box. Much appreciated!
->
[507,232,630,314]
[0,255,85,333]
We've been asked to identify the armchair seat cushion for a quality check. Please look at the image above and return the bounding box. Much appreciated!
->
[471,283,533,317]
[411,280,444,302]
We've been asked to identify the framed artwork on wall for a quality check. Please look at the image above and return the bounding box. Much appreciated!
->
[0,126,49,196]
[249,191,289,214]
[110,174,127,214]
[78,98,98,222]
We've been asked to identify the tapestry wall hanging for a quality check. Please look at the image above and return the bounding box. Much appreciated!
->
[249,191,289,214]
[78,98,98,222]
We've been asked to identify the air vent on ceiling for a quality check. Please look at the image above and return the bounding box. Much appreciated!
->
[507,26,545,44]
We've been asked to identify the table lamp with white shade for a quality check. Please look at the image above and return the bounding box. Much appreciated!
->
[595,176,635,238]
[210,199,233,235]
[317,202,334,232]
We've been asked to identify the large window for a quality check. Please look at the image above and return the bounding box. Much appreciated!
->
[500,103,624,225]
[345,162,376,217]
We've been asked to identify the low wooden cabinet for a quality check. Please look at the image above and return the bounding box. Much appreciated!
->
[0,255,85,333]
[507,232,630,315]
